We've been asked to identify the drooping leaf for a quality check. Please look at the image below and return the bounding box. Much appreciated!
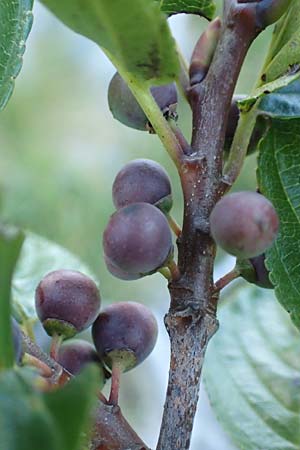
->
[39,0,179,83]
[0,225,24,369]
[158,0,215,19]
[204,286,300,450]
[12,231,98,321]
[258,118,300,329]
[0,368,61,450]
[43,366,100,450]
[0,0,33,110]
[262,0,300,84]
[258,78,300,118]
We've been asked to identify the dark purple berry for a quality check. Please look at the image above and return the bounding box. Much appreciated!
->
[56,339,103,375]
[112,159,172,213]
[210,192,279,258]
[92,301,158,371]
[12,318,23,364]
[237,254,273,289]
[103,203,173,276]
[108,72,177,131]
[35,270,101,338]
[255,0,292,28]
[105,256,142,281]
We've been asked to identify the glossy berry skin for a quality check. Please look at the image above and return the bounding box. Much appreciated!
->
[92,301,158,371]
[103,203,173,276]
[210,192,279,258]
[12,318,23,364]
[112,159,172,213]
[35,270,101,338]
[105,256,142,281]
[56,339,102,375]
[108,72,177,131]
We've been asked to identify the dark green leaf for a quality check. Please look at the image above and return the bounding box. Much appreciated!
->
[0,368,61,450]
[204,286,300,450]
[12,231,98,320]
[40,0,179,83]
[43,366,100,450]
[258,118,300,328]
[0,225,24,369]
[259,79,300,118]
[0,0,33,110]
[158,0,215,19]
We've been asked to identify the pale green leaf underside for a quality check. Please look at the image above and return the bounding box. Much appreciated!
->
[259,79,300,118]
[12,232,98,320]
[0,0,33,110]
[239,72,300,113]
[204,287,300,450]
[159,0,215,19]
[40,0,179,83]
[258,119,300,329]
[262,0,300,83]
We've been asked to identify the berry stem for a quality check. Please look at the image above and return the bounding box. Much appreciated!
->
[223,104,259,189]
[167,259,181,282]
[213,268,241,293]
[159,267,172,281]
[49,333,63,361]
[108,362,122,406]
[166,213,182,238]
[23,353,53,377]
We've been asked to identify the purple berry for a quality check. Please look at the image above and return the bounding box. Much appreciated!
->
[103,203,173,276]
[108,72,177,131]
[35,270,101,338]
[92,301,158,371]
[237,254,273,289]
[56,339,103,375]
[210,192,279,258]
[112,159,172,213]
[105,256,142,281]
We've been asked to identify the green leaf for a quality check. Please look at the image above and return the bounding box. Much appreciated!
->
[259,78,300,118]
[262,0,300,84]
[158,0,216,19]
[257,118,300,329]
[0,225,24,369]
[0,368,61,450]
[0,0,33,110]
[204,286,300,450]
[238,72,300,113]
[12,231,98,321]
[43,366,100,450]
[40,0,179,83]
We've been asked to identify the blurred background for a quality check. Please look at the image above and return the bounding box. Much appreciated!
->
[0,1,274,448]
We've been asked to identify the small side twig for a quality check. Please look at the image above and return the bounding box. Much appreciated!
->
[213,268,240,293]
[21,332,149,450]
